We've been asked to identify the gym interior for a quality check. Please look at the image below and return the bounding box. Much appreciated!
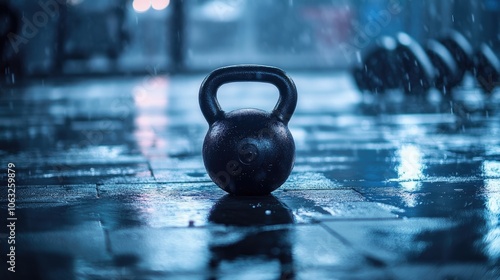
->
[1,0,499,279]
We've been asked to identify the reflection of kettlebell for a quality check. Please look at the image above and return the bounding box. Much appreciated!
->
[199,65,297,196]
[207,195,295,278]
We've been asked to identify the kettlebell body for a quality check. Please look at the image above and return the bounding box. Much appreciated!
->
[199,65,297,196]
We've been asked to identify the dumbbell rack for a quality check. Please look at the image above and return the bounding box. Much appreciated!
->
[353,30,500,101]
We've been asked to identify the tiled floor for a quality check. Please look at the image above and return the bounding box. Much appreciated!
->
[1,72,499,279]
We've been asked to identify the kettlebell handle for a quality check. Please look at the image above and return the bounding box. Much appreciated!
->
[199,65,298,125]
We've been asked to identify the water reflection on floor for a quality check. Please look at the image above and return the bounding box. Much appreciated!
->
[0,73,499,279]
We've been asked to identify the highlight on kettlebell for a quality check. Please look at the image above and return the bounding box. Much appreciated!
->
[199,65,298,196]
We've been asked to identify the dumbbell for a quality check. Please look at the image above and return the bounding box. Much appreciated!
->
[438,30,474,82]
[398,30,478,94]
[426,31,500,95]
[353,33,437,95]
[352,36,400,93]
[474,43,500,94]
[355,31,500,96]
[437,32,499,94]
[424,39,461,93]
[389,31,473,94]
[394,32,436,94]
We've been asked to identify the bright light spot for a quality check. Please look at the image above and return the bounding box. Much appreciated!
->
[132,75,170,158]
[152,0,170,10]
[395,144,425,207]
[400,181,420,193]
[483,178,500,259]
[483,227,500,258]
[397,144,425,183]
[200,1,242,22]
[482,160,500,178]
[67,0,84,5]
[133,0,151,13]
[399,188,418,207]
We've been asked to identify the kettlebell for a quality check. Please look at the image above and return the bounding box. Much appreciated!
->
[199,65,297,196]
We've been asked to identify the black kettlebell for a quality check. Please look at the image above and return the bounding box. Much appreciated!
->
[199,65,297,196]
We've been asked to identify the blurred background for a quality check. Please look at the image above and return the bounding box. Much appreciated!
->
[0,0,499,81]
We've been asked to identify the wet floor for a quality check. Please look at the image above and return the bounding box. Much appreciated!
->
[1,72,499,279]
